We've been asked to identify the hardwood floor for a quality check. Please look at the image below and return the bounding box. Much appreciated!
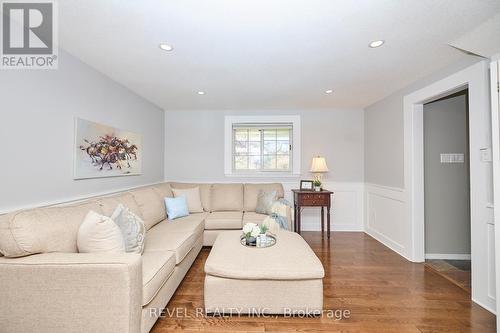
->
[425,259,471,293]
[150,232,495,333]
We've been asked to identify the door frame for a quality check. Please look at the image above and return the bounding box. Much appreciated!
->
[403,61,495,312]
[491,60,500,329]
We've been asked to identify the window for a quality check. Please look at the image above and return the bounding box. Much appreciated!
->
[224,116,301,176]
[233,125,292,172]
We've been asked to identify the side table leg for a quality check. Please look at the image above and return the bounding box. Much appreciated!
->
[293,205,298,232]
[297,207,301,235]
[321,206,325,238]
[327,205,331,239]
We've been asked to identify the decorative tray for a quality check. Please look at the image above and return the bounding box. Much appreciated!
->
[240,234,277,248]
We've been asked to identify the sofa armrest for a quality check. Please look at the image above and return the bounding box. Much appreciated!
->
[0,252,142,333]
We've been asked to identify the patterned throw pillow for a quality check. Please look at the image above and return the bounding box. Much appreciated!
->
[255,190,277,215]
[111,204,146,254]
[261,199,293,233]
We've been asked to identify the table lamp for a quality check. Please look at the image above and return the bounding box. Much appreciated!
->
[310,156,329,182]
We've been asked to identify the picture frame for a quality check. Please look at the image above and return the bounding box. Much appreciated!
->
[74,118,142,180]
[300,180,314,190]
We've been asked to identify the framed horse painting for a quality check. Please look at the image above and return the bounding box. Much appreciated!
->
[74,118,142,179]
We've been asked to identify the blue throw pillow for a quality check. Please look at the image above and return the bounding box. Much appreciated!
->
[165,196,189,220]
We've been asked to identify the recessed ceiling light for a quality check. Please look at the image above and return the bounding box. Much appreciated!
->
[325,89,333,94]
[369,40,385,48]
[197,91,205,95]
[159,43,173,51]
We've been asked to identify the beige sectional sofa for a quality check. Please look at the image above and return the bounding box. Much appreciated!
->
[0,182,288,333]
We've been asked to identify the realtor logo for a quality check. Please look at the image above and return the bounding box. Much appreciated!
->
[1,1,58,69]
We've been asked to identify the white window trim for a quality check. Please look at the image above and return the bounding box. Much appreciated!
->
[224,115,301,177]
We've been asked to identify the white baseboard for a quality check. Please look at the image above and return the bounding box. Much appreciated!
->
[472,297,497,315]
[365,226,410,261]
[425,253,471,260]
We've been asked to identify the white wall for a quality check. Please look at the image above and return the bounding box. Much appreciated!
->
[165,109,363,182]
[364,57,481,188]
[0,50,165,213]
[165,109,365,231]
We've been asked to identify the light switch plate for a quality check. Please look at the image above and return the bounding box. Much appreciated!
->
[480,148,492,162]
[440,153,465,163]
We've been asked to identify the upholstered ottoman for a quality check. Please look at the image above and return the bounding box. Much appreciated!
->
[204,230,324,314]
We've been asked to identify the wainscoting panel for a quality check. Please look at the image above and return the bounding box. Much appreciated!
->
[487,222,496,302]
[282,181,364,232]
[364,183,408,259]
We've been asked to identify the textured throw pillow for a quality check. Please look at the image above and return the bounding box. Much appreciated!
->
[172,187,204,213]
[255,190,278,215]
[111,204,146,254]
[165,196,189,220]
[77,210,125,253]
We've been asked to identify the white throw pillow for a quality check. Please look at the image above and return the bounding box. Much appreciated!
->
[172,187,204,213]
[77,210,125,253]
[111,204,146,254]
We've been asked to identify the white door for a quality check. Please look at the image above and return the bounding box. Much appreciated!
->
[491,60,500,330]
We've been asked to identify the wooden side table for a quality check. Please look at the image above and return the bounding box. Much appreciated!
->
[292,189,333,238]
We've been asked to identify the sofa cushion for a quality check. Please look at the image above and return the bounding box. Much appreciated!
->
[151,183,174,199]
[243,183,284,212]
[129,188,165,230]
[205,211,243,230]
[163,213,207,235]
[169,183,212,212]
[242,212,268,226]
[211,184,243,211]
[0,201,102,258]
[97,193,143,219]
[141,250,176,306]
[144,215,205,264]
[172,187,204,213]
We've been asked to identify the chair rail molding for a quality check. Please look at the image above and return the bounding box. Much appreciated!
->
[0,181,166,215]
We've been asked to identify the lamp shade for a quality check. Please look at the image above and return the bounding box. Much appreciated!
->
[310,156,329,173]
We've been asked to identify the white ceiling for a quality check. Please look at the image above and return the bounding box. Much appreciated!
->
[58,0,500,110]
[450,13,500,58]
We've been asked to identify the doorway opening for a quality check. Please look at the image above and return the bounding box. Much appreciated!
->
[423,89,471,293]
